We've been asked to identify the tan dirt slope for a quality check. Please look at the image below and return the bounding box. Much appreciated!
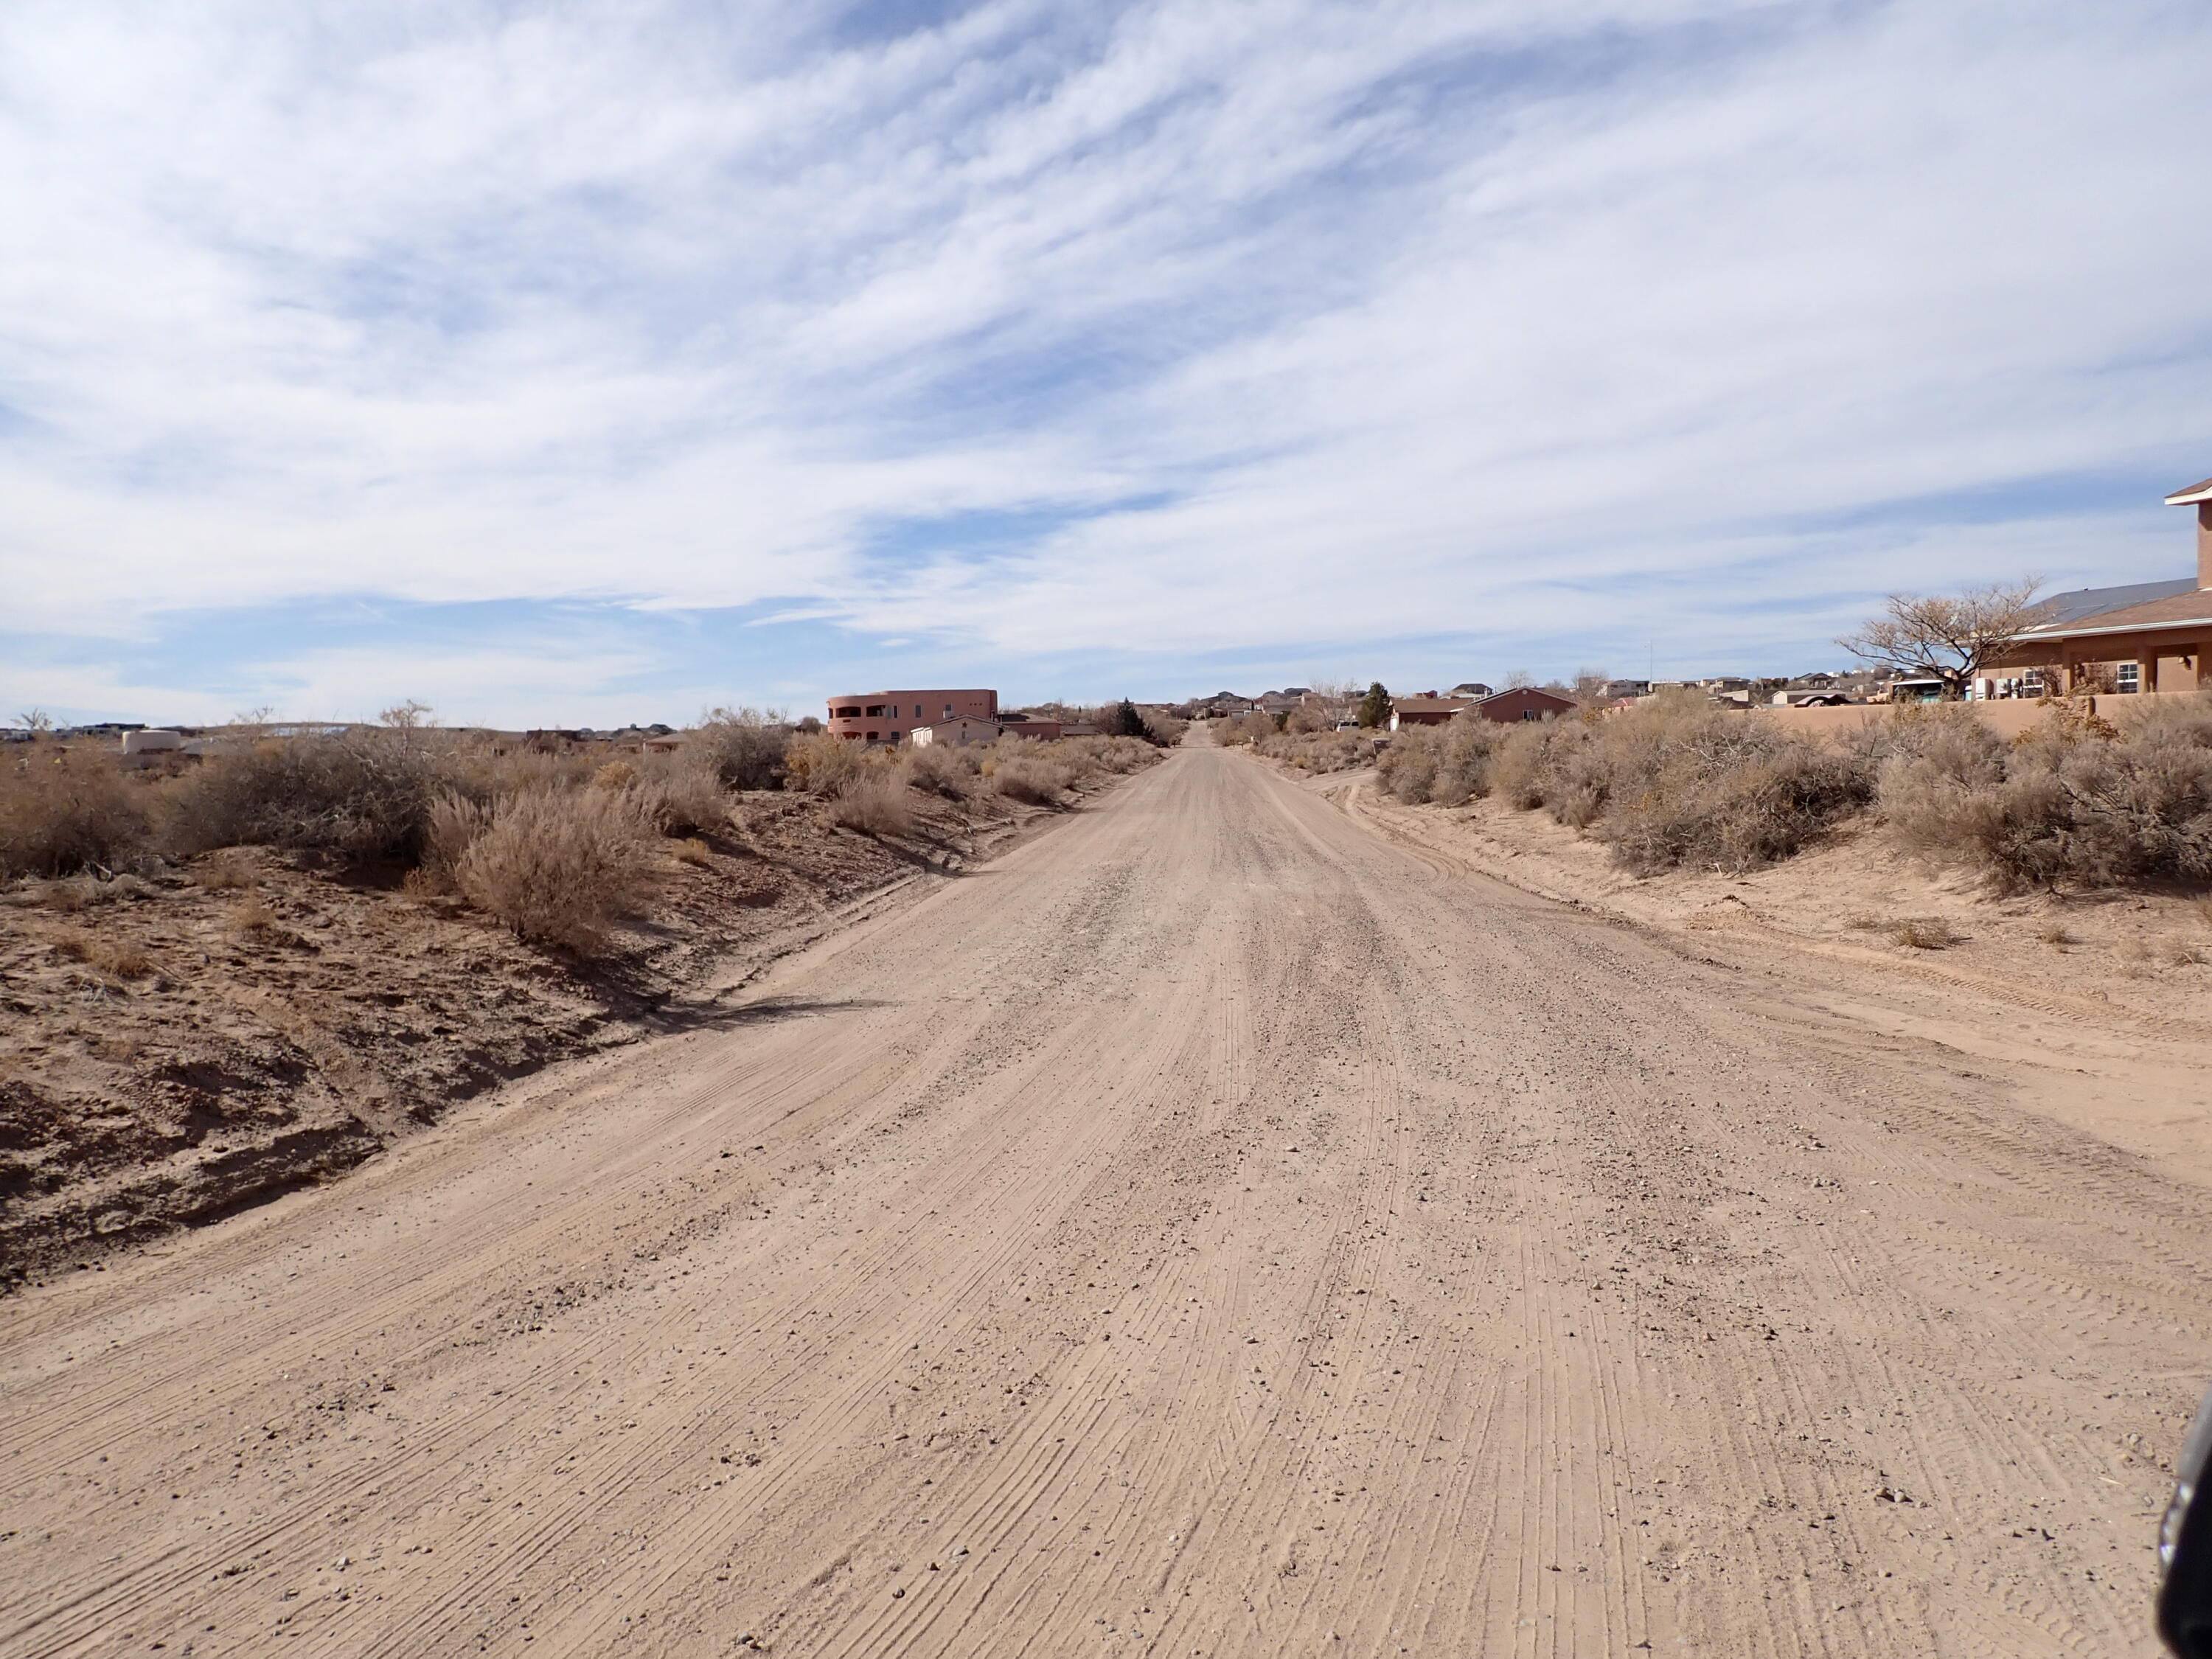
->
[5,746,2211,1656]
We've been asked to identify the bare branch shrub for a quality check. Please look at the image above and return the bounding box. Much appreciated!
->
[164,731,453,863]
[0,750,151,877]
[453,790,656,953]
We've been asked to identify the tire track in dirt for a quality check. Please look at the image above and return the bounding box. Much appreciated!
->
[4,749,2208,1656]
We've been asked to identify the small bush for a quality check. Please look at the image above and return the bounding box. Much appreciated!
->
[1257,728,1368,775]
[592,760,638,792]
[453,790,656,954]
[691,707,790,790]
[627,763,728,838]
[0,750,150,877]
[1891,916,1962,950]
[673,837,712,866]
[50,926,156,979]
[994,757,1074,804]
[828,773,914,835]
[905,744,975,798]
[195,850,257,890]
[782,732,869,797]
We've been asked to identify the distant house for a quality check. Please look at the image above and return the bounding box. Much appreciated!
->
[910,716,999,748]
[1387,697,1466,730]
[1447,681,1494,700]
[1602,679,1650,700]
[1980,476,2212,697]
[827,689,997,745]
[1472,686,1577,723]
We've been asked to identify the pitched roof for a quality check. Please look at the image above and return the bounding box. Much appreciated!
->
[2023,578,2197,628]
[2166,476,2212,506]
[1474,686,1576,707]
[2018,588,2212,639]
[1390,698,1467,714]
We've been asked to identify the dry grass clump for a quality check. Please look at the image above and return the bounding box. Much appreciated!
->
[164,730,453,863]
[451,790,656,954]
[0,749,152,877]
[229,894,281,938]
[827,773,914,835]
[2037,922,2076,947]
[49,926,157,979]
[672,837,712,866]
[905,743,977,798]
[195,849,257,890]
[1878,696,2212,890]
[593,759,638,791]
[1890,916,1962,950]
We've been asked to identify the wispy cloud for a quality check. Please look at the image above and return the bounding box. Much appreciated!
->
[3,0,2208,720]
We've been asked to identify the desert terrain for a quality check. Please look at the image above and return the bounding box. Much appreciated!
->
[4,744,2209,1655]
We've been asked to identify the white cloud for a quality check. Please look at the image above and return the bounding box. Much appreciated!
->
[1,0,2208,698]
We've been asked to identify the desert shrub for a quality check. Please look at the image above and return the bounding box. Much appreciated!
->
[1890,916,1963,949]
[828,773,914,835]
[1484,720,1579,811]
[0,749,151,877]
[1219,712,1275,747]
[1258,728,1367,775]
[1876,697,2212,889]
[1377,725,1441,803]
[994,757,1074,804]
[592,759,638,791]
[905,743,976,798]
[782,732,869,796]
[690,706,790,790]
[1140,708,1189,745]
[1599,740,1873,874]
[164,731,453,863]
[452,789,656,953]
[627,762,728,837]
[673,837,712,866]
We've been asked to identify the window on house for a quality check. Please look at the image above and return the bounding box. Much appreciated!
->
[944,703,954,719]
[2116,662,2140,692]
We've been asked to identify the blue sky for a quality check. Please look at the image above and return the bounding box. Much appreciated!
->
[3,0,2208,726]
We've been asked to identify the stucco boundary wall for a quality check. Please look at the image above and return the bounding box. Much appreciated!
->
[1747,695,2186,745]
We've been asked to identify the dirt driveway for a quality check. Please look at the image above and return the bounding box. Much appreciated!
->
[4,747,2208,1655]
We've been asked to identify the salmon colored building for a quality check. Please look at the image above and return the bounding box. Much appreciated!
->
[826,689,997,744]
[1986,476,2212,695]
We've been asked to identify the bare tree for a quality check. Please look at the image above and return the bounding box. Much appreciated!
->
[14,708,52,732]
[1571,667,1611,706]
[1837,577,2043,701]
[379,699,436,731]
[1503,668,1534,689]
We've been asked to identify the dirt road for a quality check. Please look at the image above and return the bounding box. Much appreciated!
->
[5,748,2208,1656]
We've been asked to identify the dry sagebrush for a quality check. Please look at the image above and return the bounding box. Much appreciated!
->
[450,789,658,953]
[0,748,152,877]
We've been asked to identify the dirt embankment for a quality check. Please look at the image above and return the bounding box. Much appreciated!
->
[0,781,1111,1285]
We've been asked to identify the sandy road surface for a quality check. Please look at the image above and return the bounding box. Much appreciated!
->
[5,748,2210,1656]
